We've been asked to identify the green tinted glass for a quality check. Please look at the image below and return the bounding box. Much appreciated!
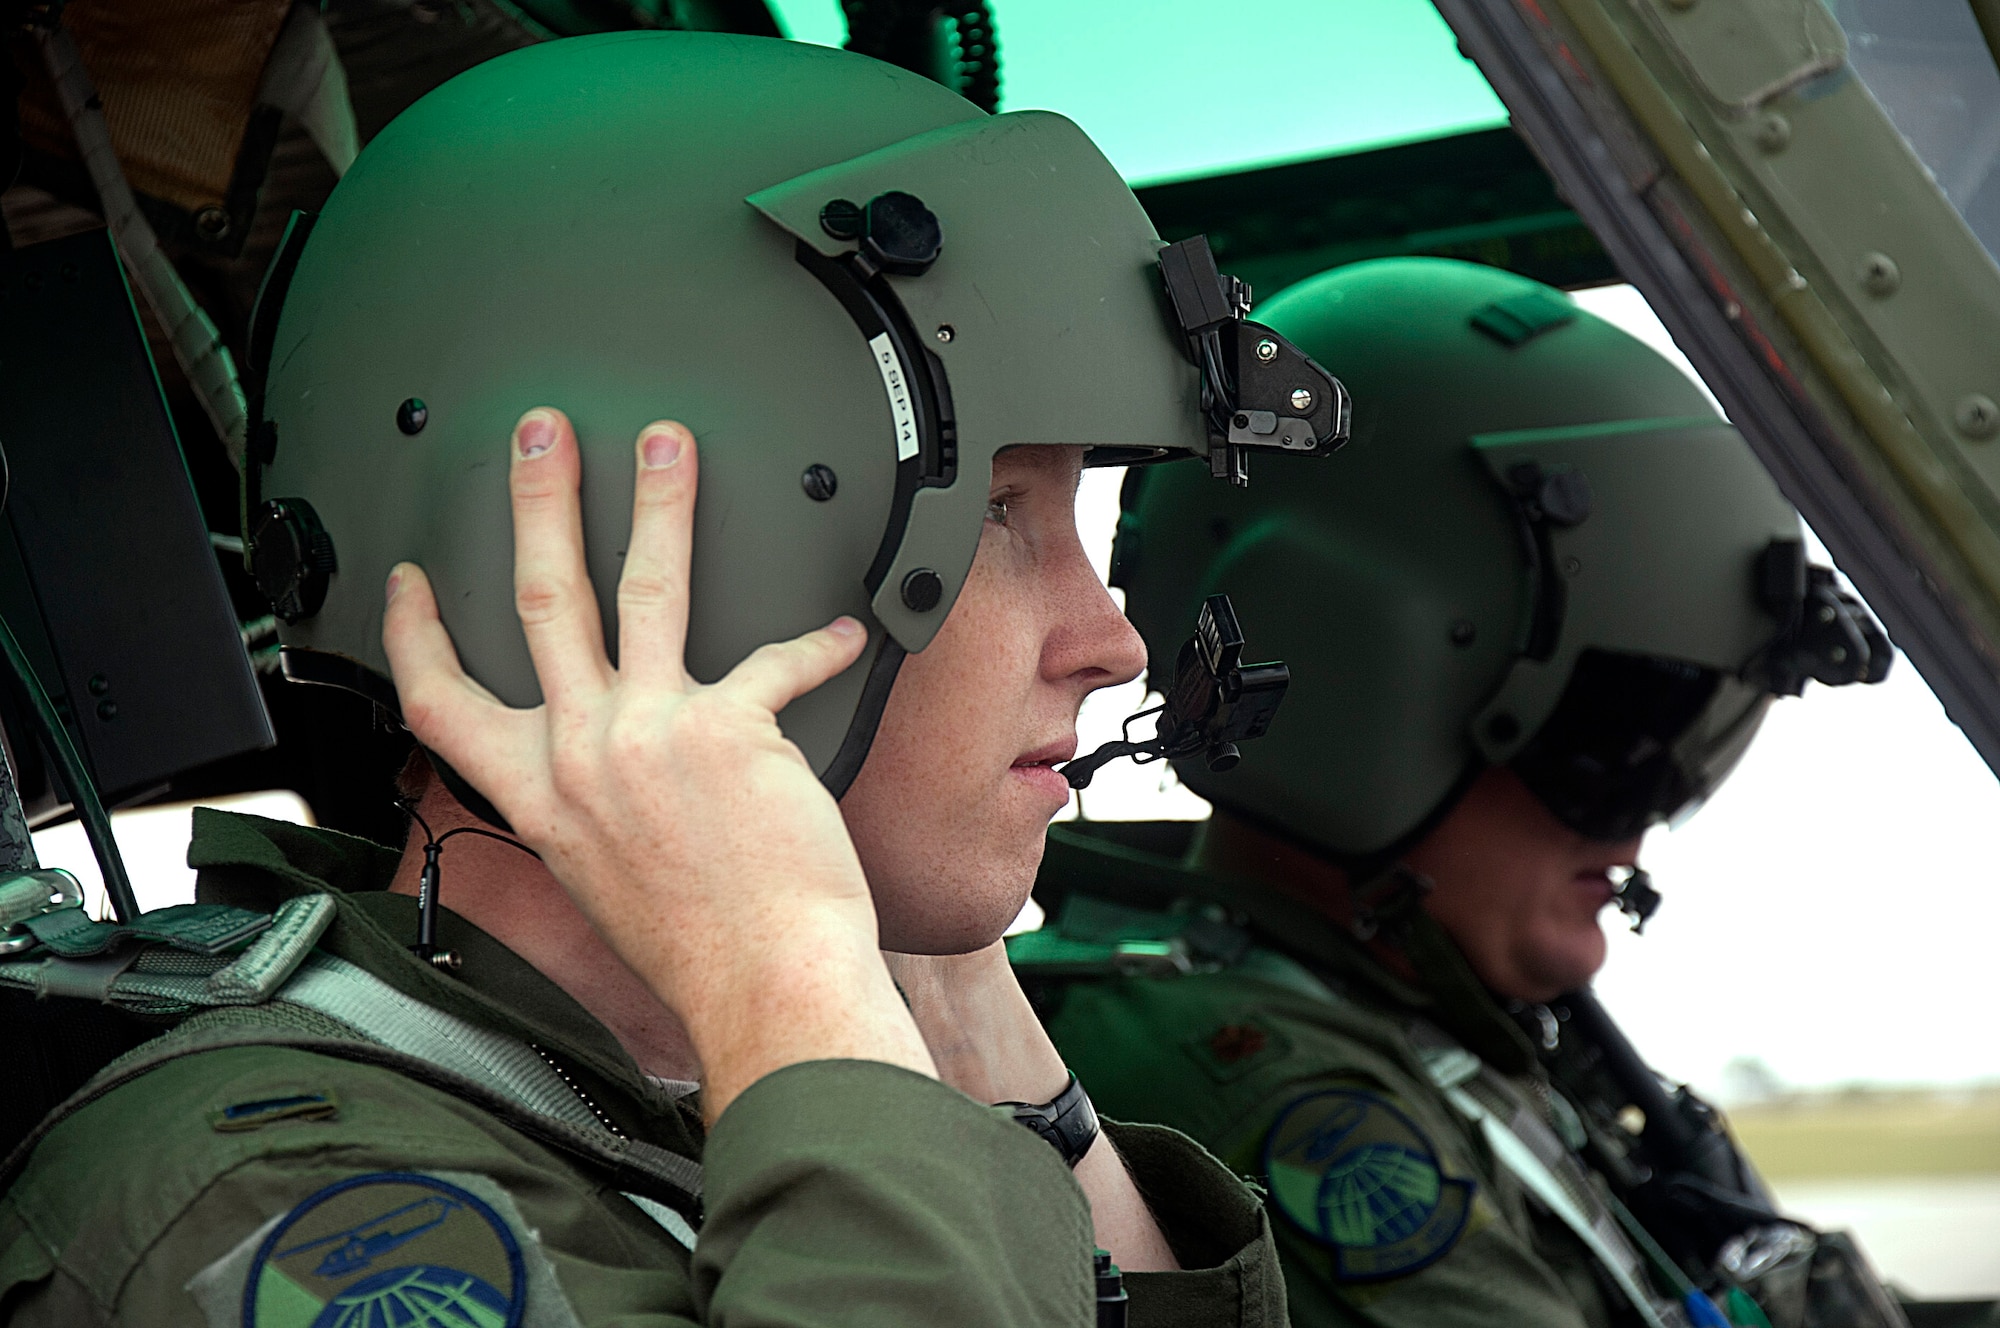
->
[768,0,1509,181]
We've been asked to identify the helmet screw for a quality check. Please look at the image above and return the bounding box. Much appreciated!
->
[900,567,944,613]
[95,699,118,721]
[1450,620,1476,646]
[1254,338,1278,363]
[819,198,864,241]
[396,398,429,435]
[935,324,955,343]
[1289,388,1313,413]
[801,464,839,501]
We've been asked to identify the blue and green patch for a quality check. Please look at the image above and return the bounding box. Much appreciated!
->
[243,1172,525,1327]
[1263,1088,1474,1281]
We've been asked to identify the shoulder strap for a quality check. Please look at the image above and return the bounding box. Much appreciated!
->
[0,898,704,1245]
[1,1021,703,1224]
[1412,1027,1692,1328]
[268,949,705,1248]
[0,892,337,1012]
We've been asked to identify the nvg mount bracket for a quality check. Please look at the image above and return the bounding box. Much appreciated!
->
[1157,236,1352,486]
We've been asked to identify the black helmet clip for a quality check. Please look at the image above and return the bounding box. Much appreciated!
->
[1755,539,1893,696]
[1157,236,1352,485]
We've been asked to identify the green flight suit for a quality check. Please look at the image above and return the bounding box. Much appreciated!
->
[0,809,1286,1327]
[1013,820,1671,1328]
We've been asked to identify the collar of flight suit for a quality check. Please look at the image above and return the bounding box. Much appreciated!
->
[187,807,704,1155]
[1038,821,1539,1074]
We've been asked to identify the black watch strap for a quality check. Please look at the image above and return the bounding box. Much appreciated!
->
[999,1073,1100,1169]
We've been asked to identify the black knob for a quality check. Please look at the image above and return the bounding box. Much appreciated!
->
[819,198,864,241]
[251,498,338,623]
[396,398,429,435]
[900,567,944,612]
[860,191,943,277]
[801,464,838,502]
[1537,469,1593,527]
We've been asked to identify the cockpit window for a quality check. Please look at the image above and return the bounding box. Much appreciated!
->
[1830,0,2000,268]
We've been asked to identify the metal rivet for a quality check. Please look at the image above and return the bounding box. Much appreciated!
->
[801,463,838,501]
[1255,338,1279,363]
[1955,394,2000,440]
[396,398,429,435]
[1754,112,1791,153]
[1289,388,1314,413]
[935,324,955,343]
[1856,252,1901,298]
[58,262,78,283]
[95,699,118,721]
[88,673,110,696]
[1563,556,1582,576]
[1450,620,1476,646]
[193,206,231,241]
[901,567,944,613]
[819,198,863,241]
[1231,412,1251,429]
[1487,712,1520,744]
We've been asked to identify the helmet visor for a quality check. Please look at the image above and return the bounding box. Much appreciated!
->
[1510,648,1770,841]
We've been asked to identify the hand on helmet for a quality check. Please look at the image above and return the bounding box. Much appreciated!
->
[382,407,933,1118]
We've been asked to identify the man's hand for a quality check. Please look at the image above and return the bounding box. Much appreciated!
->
[383,407,934,1119]
[888,943,1181,1272]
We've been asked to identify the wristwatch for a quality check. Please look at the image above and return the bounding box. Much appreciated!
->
[999,1073,1100,1169]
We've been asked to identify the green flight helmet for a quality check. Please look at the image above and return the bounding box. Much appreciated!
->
[241,32,1346,810]
[1114,258,1890,859]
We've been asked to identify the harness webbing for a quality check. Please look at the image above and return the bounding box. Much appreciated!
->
[0,895,703,1247]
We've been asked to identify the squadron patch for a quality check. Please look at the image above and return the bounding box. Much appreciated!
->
[1262,1088,1474,1281]
[240,1172,526,1327]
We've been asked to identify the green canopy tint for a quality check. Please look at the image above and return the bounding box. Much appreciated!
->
[768,0,1509,182]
